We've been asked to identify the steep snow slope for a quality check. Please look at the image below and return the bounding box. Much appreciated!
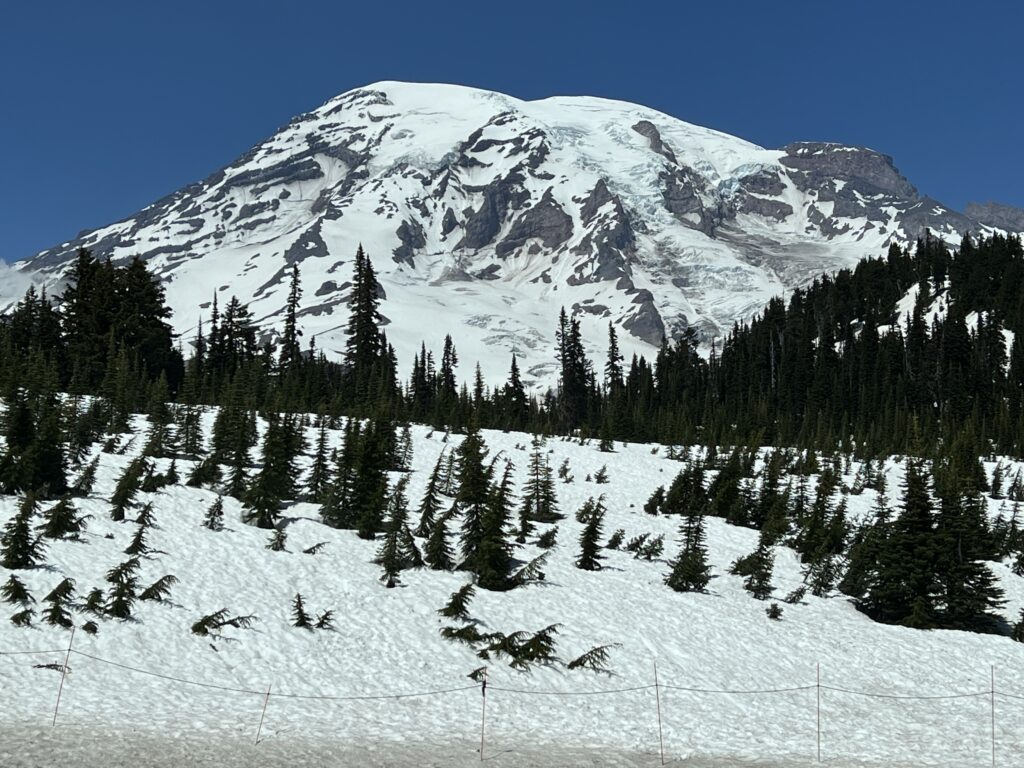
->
[15,82,1023,390]
[3,416,1024,767]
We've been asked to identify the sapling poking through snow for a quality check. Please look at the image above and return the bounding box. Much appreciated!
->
[71,455,100,498]
[203,496,225,531]
[124,524,150,556]
[140,575,178,603]
[191,609,258,637]
[266,529,288,552]
[37,496,90,540]
[42,578,75,628]
[82,588,106,616]
[567,643,621,673]
[1,574,33,606]
[424,510,455,571]
[439,583,476,622]
[510,551,550,588]
[291,593,312,629]
[1,494,46,569]
[109,457,149,521]
[535,527,558,549]
[576,500,606,571]
[105,557,141,620]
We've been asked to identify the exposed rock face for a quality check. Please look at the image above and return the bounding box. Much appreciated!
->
[496,189,574,258]
[393,219,426,266]
[966,201,1024,232]
[780,142,917,198]
[14,81,1022,391]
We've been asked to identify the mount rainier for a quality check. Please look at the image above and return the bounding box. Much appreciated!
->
[16,81,1024,387]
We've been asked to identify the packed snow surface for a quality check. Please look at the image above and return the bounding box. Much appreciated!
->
[3,416,1024,767]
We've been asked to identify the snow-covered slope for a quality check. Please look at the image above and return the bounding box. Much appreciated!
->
[3,415,1024,766]
[16,82,1024,388]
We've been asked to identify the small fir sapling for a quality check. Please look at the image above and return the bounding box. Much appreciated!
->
[1,574,34,605]
[266,529,288,552]
[203,496,225,531]
[42,578,75,628]
[291,593,312,629]
[139,575,178,602]
[567,643,621,673]
[535,527,558,549]
[439,583,476,621]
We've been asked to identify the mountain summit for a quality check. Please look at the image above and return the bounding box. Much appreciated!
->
[18,81,1022,387]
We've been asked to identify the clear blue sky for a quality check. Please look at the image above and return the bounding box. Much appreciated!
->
[2,0,1021,260]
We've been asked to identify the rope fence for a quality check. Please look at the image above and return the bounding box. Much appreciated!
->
[1,642,1019,765]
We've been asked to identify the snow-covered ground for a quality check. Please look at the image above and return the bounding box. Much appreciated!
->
[3,416,1024,767]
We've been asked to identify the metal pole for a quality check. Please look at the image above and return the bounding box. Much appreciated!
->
[654,661,665,766]
[255,684,271,745]
[479,670,487,762]
[52,626,75,727]
[991,665,996,768]
[816,663,821,763]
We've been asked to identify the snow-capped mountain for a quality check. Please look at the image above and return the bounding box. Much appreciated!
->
[17,81,1024,388]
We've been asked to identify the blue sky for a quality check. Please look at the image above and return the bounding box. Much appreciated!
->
[2,0,1021,260]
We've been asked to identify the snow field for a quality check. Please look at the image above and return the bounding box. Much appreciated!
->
[3,415,1024,766]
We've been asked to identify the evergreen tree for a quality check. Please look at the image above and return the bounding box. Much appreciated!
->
[474,462,515,590]
[374,476,417,587]
[934,488,1004,631]
[105,557,140,620]
[37,496,89,540]
[243,414,304,529]
[291,592,312,629]
[424,509,455,571]
[1,574,33,605]
[439,583,476,622]
[175,404,205,459]
[1,494,45,569]
[414,451,446,537]
[306,421,331,503]
[203,495,225,531]
[520,435,560,525]
[139,574,177,602]
[42,578,75,628]
[575,497,606,571]
[142,376,175,458]
[665,512,711,592]
[342,246,395,406]
[279,264,304,372]
[70,455,100,498]
[733,537,774,600]
[862,459,940,627]
[456,429,492,567]
[839,479,891,599]
[501,354,529,429]
[109,457,149,522]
